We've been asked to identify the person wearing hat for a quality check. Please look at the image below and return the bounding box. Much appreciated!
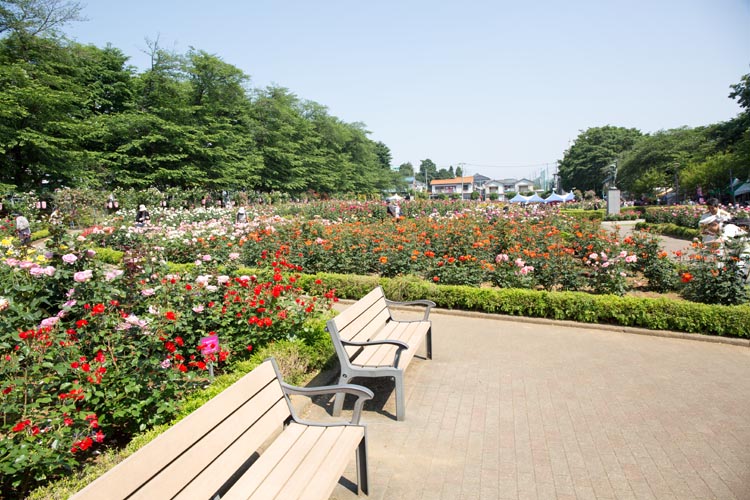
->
[15,213,31,246]
[236,206,247,223]
[135,204,150,227]
[699,198,731,244]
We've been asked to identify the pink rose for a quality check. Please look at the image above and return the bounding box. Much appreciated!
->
[73,270,93,283]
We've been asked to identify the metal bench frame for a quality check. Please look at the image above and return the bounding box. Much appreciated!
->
[72,357,373,500]
[326,286,435,421]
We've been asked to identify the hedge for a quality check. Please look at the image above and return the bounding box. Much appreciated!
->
[634,222,700,240]
[298,272,750,338]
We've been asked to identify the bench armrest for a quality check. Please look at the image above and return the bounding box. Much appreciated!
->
[385,298,435,320]
[342,338,410,367]
[281,382,374,424]
[342,338,410,350]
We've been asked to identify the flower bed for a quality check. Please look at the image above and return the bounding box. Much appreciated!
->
[4,199,750,496]
[0,232,336,496]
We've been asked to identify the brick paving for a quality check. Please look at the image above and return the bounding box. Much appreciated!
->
[302,307,750,500]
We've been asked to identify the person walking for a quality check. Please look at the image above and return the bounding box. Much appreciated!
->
[15,213,31,246]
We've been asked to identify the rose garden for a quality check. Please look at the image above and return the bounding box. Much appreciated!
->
[1,192,749,497]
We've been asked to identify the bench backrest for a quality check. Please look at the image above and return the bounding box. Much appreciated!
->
[327,287,391,361]
[72,360,292,500]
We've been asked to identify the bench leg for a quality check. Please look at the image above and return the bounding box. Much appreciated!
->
[332,373,348,417]
[426,326,432,360]
[356,433,369,495]
[394,374,405,421]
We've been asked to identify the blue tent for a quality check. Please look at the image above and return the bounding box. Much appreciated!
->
[509,194,530,203]
[544,193,566,203]
[563,192,575,202]
[527,193,545,203]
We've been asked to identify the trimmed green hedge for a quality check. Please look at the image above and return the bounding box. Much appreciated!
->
[634,222,699,240]
[298,272,750,338]
[90,247,124,264]
[560,209,604,221]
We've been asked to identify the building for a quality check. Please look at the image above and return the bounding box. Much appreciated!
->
[429,174,538,201]
[480,178,536,201]
[403,176,429,193]
[430,176,479,199]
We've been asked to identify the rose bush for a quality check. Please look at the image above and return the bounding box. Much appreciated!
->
[0,230,336,496]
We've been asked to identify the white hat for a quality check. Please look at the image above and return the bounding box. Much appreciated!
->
[139,204,146,211]
[238,207,246,213]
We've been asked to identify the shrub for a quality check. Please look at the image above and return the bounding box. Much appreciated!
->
[643,254,680,293]
[298,271,750,337]
[560,209,604,221]
[680,245,749,305]
[27,336,332,500]
[634,222,699,240]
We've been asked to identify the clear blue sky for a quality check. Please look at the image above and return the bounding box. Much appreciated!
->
[65,0,749,180]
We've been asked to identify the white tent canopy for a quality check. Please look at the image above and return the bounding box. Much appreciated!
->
[386,194,404,201]
[544,193,566,203]
[509,194,530,203]
[526,193,545,203]
[563,192,575,202]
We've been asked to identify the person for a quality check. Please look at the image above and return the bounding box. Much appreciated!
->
[135,204,150,227]
[15,213,31,246]
[236,206,247,223]
[699,198,731,244]
[387,200,401,219]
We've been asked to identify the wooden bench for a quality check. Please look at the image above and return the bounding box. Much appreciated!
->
[326,286,435,421]
[72,358,373,500]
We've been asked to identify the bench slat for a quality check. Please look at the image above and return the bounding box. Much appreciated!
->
[247,424,328,499]
[135,383,285,499]
[301,427,366,500]
[275,426,349,499]
[71,362,283,500]
[353,322,428,368]
[223,424,364,500]
[330,287,386,332]
[171,398,291,500]
[339,305,390,343]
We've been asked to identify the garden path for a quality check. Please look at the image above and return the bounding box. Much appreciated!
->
[306,306,750,500]
[601,220,696,259]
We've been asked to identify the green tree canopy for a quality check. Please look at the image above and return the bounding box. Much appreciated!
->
[617,127,716,199]
[417,158,437,184]
[557,125,642,193]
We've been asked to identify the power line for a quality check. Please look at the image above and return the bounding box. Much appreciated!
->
[461,162,556,169]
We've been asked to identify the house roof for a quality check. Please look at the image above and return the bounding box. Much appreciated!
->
[431,176,474,186]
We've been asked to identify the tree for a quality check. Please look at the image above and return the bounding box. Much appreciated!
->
[680,153,742,200]
[557,126,642,192]
[617,127,715,199]
[434,168,452,180]
[0,33,91,190]
[372,141,391,170]
[417,158,437,184]
[250,86,315,193]
[455,165,463,177]
[398,162,414,176]
[0,0,84,38]
[729,70,750,111]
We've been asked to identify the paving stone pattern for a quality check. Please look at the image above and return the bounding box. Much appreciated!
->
[303,308,750,500]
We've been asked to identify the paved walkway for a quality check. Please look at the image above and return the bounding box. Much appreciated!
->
[303,308,750,500]
[600,220,695,258]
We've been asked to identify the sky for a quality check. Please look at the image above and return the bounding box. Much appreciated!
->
[65,0,750,181]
